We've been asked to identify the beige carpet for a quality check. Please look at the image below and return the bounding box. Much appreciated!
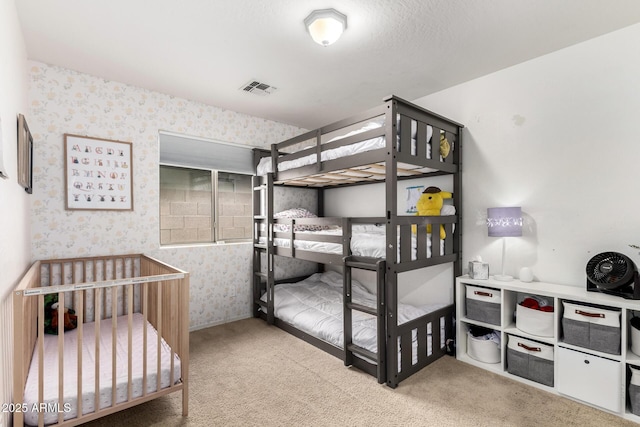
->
[83,318,635,427]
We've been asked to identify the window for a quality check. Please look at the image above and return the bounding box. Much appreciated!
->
[160,165,252,245]
[216,172,252,241]
[158,132,255,246]
[158,131,253,245]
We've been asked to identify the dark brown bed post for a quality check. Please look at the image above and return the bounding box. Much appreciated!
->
[252,174,263,319]
[265,173,275,324]
[451,124,463,354]
[251,171,275,324]
[383,96,400,388]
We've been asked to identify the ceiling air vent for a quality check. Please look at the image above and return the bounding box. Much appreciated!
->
[240,80,277,96]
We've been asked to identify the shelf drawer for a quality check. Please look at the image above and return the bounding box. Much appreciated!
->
[465,285,501,325]
[467,327,501,364]
[516,303,554,337]
[629,365,640,416]
[557,346,621,412]
[507,335,554,387]
[561,301,621,355]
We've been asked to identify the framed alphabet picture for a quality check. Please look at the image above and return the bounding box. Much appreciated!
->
[64,134,133,210]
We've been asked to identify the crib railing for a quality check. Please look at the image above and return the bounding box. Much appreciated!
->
[13,254,189,427]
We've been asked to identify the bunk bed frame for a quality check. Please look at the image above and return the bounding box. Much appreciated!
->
[252,95,463,388]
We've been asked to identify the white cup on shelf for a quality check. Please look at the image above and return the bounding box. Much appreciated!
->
[519,267,534,283]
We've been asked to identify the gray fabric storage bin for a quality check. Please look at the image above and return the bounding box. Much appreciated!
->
[630,365,640,416]
[630,384,640,416]
[561,301,621,355]
[507,335,554,387]
[465,285,501,326]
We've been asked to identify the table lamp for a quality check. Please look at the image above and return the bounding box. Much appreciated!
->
[487,207,522,281]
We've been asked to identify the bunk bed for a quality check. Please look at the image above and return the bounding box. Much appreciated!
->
[252,95,463,388]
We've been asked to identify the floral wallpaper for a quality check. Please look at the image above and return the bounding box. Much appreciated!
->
[27,61,308,330]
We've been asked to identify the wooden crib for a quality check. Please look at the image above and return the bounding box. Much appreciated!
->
[12,254,189,426]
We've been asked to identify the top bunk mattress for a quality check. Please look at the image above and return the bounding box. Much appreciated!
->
[257,115,443,178]
[256,119,390,175]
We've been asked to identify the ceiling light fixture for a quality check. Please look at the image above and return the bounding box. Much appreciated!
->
[304,8,347,47]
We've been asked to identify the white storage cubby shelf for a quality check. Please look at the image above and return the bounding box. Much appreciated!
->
[456,275,640,423]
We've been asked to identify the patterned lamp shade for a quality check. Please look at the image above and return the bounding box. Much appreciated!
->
[487,207,523,237]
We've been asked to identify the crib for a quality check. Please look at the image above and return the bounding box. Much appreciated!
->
[12,254,189,426]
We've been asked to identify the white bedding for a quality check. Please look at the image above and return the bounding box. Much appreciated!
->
[262,216,454,261]
[257,118,434,176]
[262,271,446,369]
[23,313,181,426]
[267,232,440,260]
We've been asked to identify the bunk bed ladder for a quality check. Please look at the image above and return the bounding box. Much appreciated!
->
[252,174,275,324]
[343,257,387,384]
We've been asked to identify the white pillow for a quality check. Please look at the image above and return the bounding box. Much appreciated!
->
[326,117,385,143]
[441,205,456,215]
[274,208,327,232]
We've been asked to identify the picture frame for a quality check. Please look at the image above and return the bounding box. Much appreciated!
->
[17,114,33,193]
[64,134,133,211]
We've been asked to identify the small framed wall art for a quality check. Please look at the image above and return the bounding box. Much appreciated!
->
[64,134,133,210]
[0,116,9,180]
[17,114,33,193]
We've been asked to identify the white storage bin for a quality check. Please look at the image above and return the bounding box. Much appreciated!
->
[465,285,501,326]
[516,303,554,337]
[467,331,501,364]
[557,346,620,412]
[506,335,554,387]
[561,301,621,355]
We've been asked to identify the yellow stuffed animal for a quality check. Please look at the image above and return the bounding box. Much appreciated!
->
[440,134,451,159]
[415,186,452,239]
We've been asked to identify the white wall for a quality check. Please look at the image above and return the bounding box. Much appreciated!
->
[0,0,30,422]
[325,24,640,298]
[413,23,640,287]
[324,176,454,218]
[324,176,456,306]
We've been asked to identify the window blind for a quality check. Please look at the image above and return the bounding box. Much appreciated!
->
[159,132,254,174]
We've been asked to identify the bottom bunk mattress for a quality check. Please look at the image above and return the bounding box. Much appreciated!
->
[23,312,181,426]
[261,270,446,370]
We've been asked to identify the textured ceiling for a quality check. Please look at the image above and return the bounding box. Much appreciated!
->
[15,0,640,129]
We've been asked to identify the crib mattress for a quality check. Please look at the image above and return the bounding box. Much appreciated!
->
[23,313,181,426]
[262,271,445,369]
